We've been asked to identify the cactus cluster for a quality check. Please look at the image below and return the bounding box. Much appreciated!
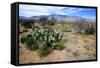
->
[21,26,65,57]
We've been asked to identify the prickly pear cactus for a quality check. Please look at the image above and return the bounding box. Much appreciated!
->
[20,26,64,57]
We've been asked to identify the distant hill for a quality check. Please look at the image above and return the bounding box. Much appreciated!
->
[19,14,96,23]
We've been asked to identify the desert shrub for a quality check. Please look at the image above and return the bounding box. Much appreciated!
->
[85,24,95,34]
[37,47,51,57]
[54,44,65,50]
[52,41,65,50]
[48,17,57,25]
[20,36,27,43]
[26,34,39,50]
[74,20,96,34]
[25,37,34,50]
[38,16,56,26]
[59,21,73,32]
[62,24,72,32]
[74,20,88,33]
[23,28,28,32]
[21,20,35,28]
[37,42,51,57]
[39,16,48,26]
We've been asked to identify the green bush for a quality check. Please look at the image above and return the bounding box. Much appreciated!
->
[37,42,51,57]
[85,24,95,34]
[20,36,27,43]
[26,38,34,50]
[52,41,65,50]
[37,48,50,57]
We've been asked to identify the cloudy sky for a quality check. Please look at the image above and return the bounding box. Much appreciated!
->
[19,4,96,19]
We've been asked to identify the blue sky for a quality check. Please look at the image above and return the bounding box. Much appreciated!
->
[19,4,96,19]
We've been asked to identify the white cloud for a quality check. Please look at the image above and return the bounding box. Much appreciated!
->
[19,4,67,17]
[19,4,83,17]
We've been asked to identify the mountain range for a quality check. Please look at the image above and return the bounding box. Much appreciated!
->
[19,14,95,22]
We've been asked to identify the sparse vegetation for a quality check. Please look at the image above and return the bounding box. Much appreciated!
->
[85,24,96,34]
[19,16,96,63]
